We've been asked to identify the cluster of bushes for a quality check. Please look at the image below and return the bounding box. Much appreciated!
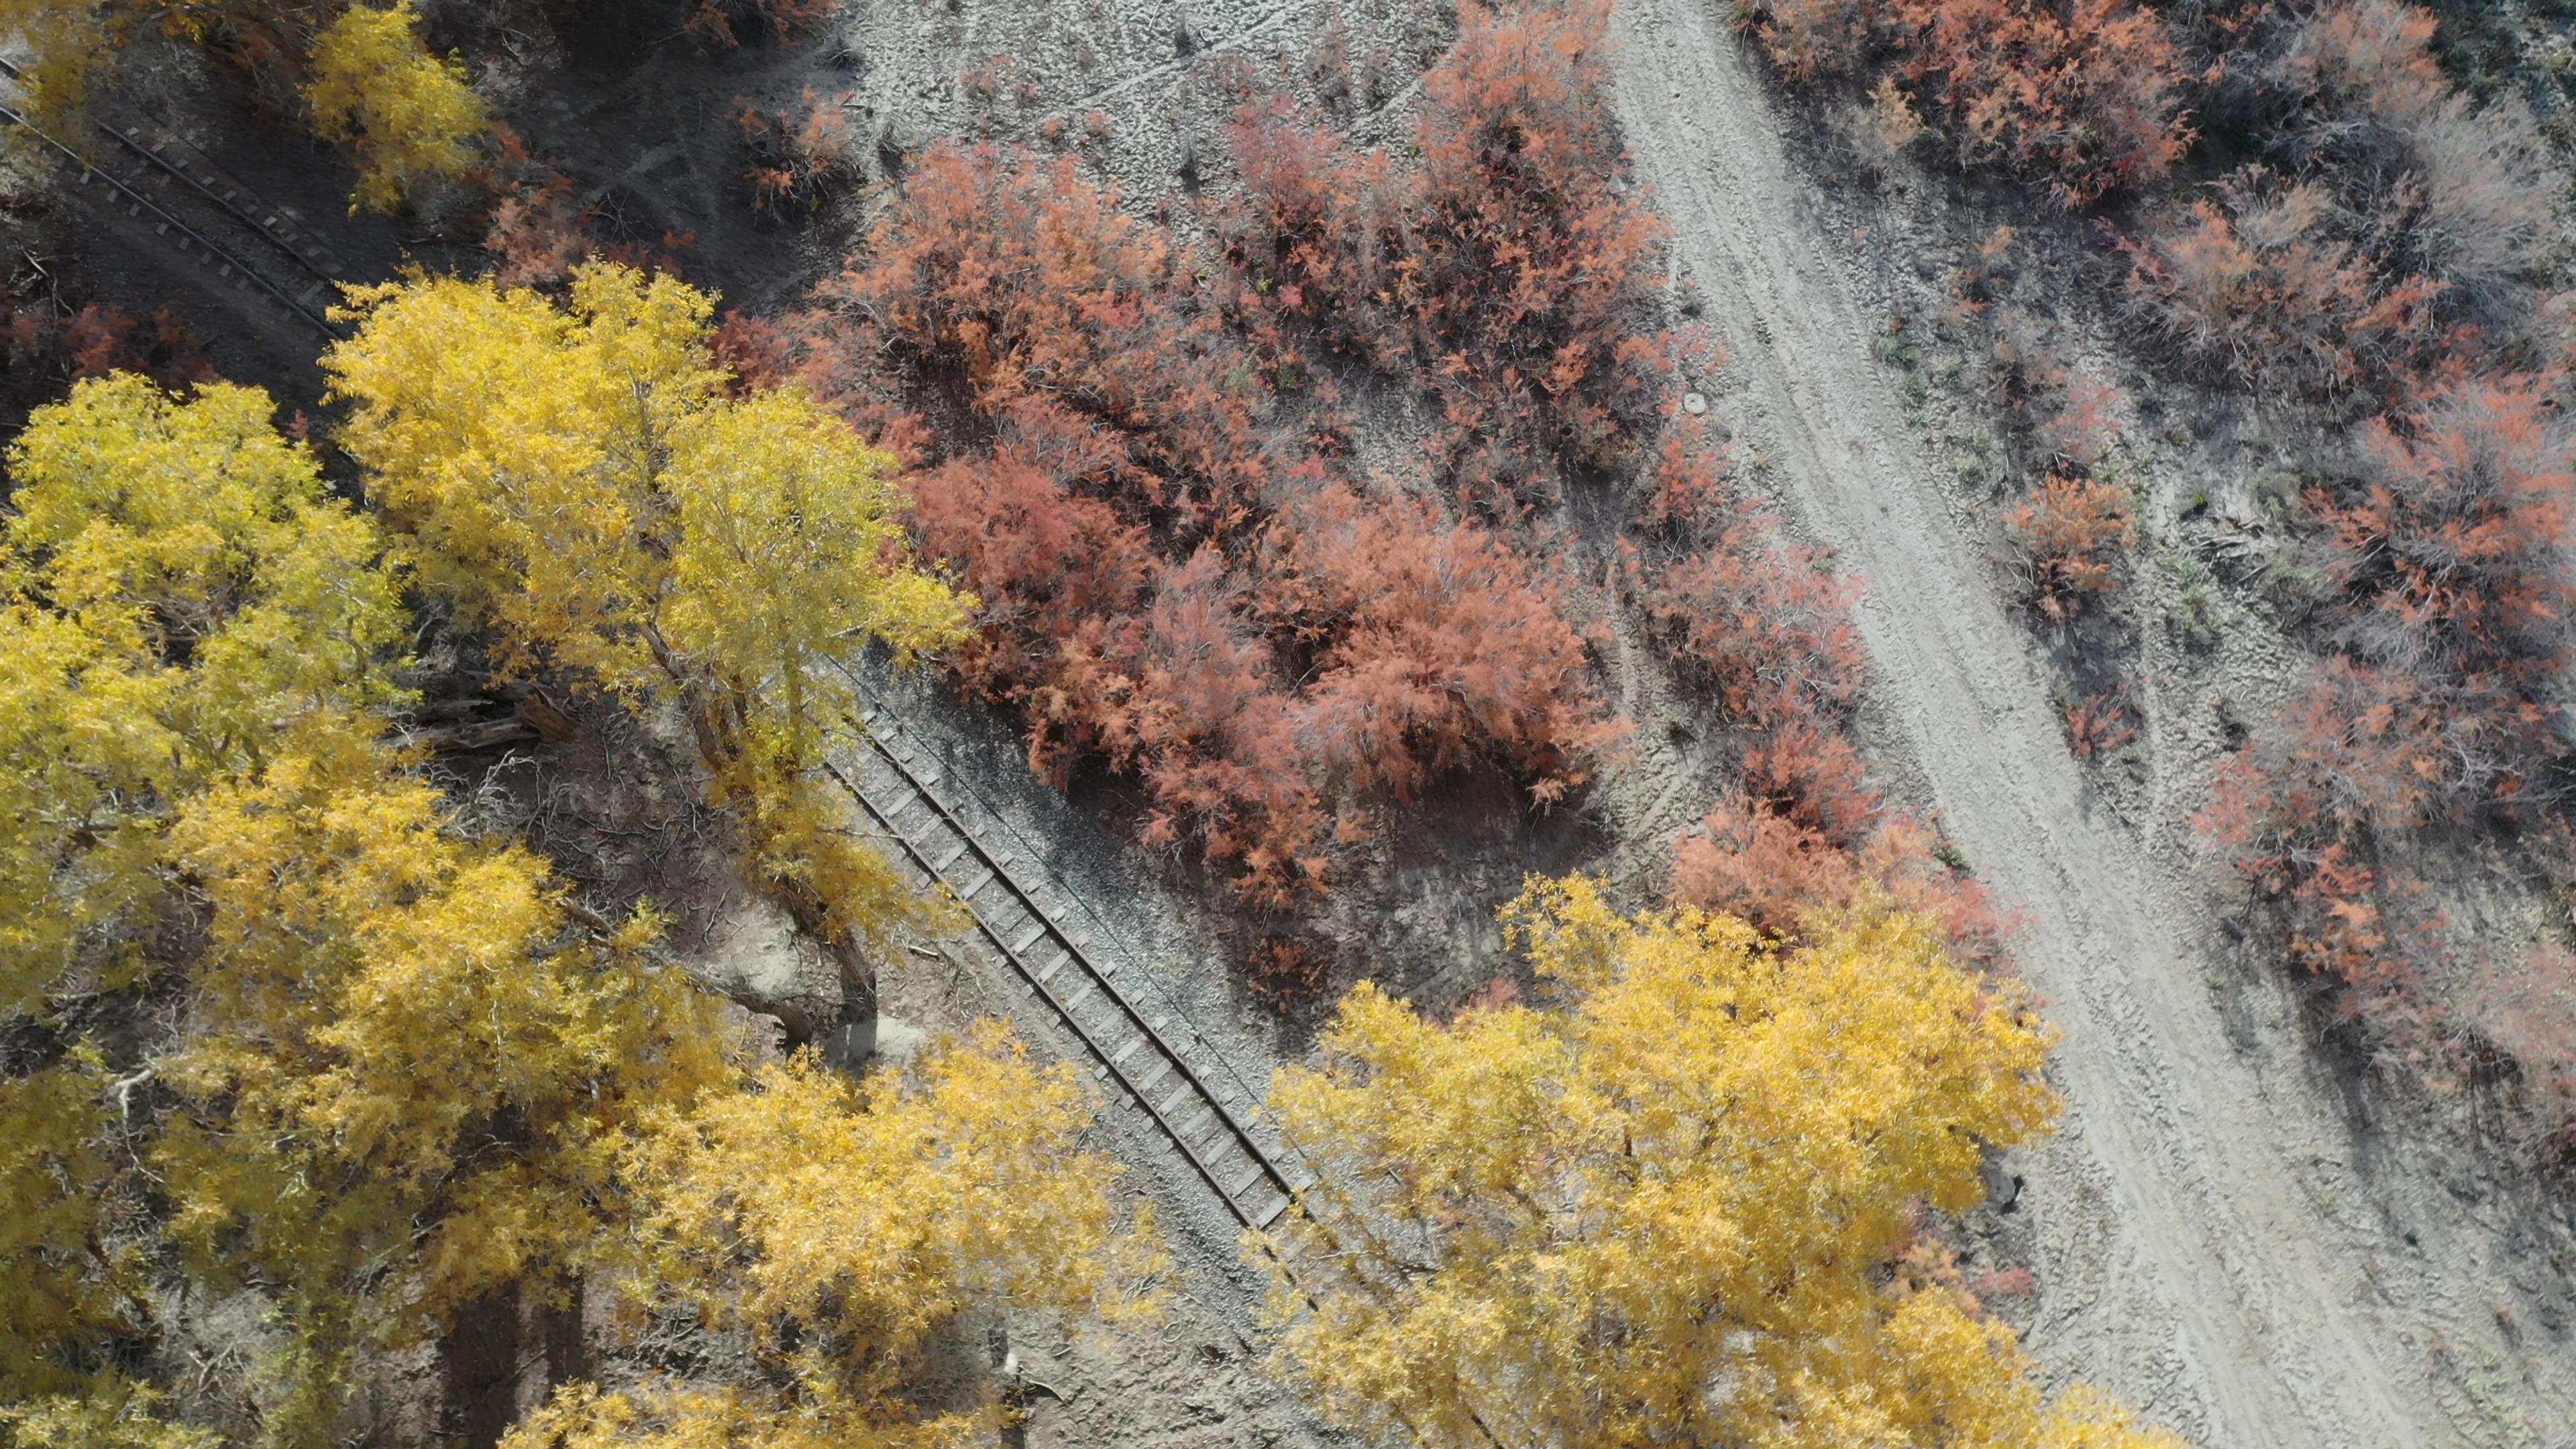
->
[1216,0,1674,509]
[1752,0,2576,1133]
[751,0,2004,979]
[0,276,211,398]
[1633,435,2016,961]
[1752,0,2190,205]
[743,3,1666,912]
[714,0,2002,985]
[2169,11,2575,1124]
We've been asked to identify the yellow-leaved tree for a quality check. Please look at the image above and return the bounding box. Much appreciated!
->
[0,0,486,213]
[0,374,728,1442]
[1,370,1154,1446]
[504,1026,1164,1449]
[323,262,972,1036]
[303,1,486,213]
[1259,876,2186,1449]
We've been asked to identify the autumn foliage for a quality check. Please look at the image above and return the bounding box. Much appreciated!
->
[1220,0,1674,502]
[2008,472,2134,621]
[800,6,1652,908]
[1751,0,2190,205]
[0,371,1154,1439]
[1260,878,2174,1448]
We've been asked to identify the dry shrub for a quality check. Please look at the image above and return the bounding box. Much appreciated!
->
[1248,936,1330,1005]
[2006,473,2132,619]
[2040,370,2123,471]
[737,91,860,215]
[2267,1,2561,307]
[2063,685,2139,760]
[1673,794,2017,963]
[0,276,211,390]
[2122,169,2447,398]
[1638,440,1865,731]
[1754,0,1878,83]
[1750,0,2189,206]
[2318,374,2575,733]
[1256,482,1617,804]
[1672,792,1861,930]
[2465,945,2576,1140]
[1222,0,1674,507]
[2197,659,2454,1019]
[820,140,1615,906]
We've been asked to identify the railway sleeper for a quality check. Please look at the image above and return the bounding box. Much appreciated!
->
[1226,1160,1273,1202]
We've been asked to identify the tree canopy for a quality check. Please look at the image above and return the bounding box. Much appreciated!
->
[1260,877,2182,1449]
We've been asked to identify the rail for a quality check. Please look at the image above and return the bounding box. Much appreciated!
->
[0,68,337,337]
[829,688,1317,1232]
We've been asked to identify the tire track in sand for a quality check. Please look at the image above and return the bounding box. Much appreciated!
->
[1601,4,2575,1444]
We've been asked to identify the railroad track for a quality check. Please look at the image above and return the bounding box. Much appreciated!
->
[832,692,1319,1233]
[0,58,341,339]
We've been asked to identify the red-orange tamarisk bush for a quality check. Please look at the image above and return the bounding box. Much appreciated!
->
[1748,0,2190,206]
[1223,0,1675,508]
[817,138,1615,907]
[2197,659,2451,1016]
[2007,472,2133,621]
[2319,374,2574,753]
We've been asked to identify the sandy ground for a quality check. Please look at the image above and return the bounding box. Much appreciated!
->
[1601,4,2576,1445]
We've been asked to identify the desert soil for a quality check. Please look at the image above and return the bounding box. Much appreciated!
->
[1601,4,2576,1446]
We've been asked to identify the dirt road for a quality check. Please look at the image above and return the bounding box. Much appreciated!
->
[1603,4,2576,1445]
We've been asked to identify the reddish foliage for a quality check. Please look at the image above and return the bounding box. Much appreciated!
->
[1222,0,1674,507]
[1672,794,2015,963]
[2319,375,2574,708]
[2122,170,2449,397]
[1752,0,2190,205]
[0,282,211,390]
[1257,482,1616,802]
[2006,472,2132,620]
[1672,792,1861,930]
[820,140,1616,905]
[2198,659,2445,861]
[478,127,694,289]
[1247,936,1330,1006]
[682,0,833,47]
[2197,659,2453,1019]
[1638,442,1865,731]
[2040,370,2123,471]
[2271,0,2445,131]
[835,144,1275,523]
[736,91,859,216]
[2063,685,2139,761]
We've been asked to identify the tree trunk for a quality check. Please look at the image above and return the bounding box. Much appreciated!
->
[439,1286,522,1449]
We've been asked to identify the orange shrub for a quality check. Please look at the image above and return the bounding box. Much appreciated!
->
[2320,376,2575,698]
[1256,483,1618,803]
[1672,795,2017,963]
[736,91,859,215]
[2196,659,2451,1018]
[820,139,1616,906]
[2006,473,2132,619]
[2121,171,2449,398]
[1638,443,1865,731]
[1223,0,1673,506]
[1749,0,2189,206]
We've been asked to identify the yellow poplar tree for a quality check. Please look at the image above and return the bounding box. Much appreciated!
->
[0,374,732,1443]
[1,1,488,209]
[323,263,971,1004]
[303,1,487,213]
[1258,876,2186,1449]
[0,373,400,1017]
[504,1026,1165,1449]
